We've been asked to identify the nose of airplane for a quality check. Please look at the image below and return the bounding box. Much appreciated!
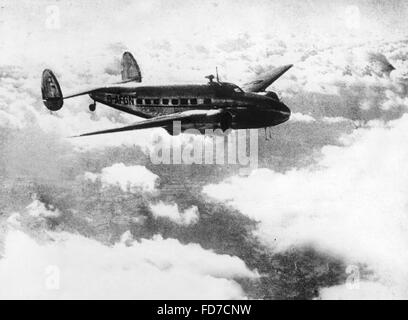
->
[278,102,291,121]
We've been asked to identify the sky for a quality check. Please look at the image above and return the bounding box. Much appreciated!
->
[1,0,408,299]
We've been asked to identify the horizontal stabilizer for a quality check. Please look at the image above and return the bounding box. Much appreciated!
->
[46,52,142,101]
[63,84,109,99]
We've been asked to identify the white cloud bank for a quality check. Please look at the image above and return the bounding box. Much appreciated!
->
[150,202,199,225]
[290,112,316,123]
[0,230,257,299]
[26,200,61,219]
[203,114,408,299]
[319,281,402,300]
[84,163,159,193]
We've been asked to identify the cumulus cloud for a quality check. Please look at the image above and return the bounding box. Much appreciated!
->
[318,281,403,300]
[217,33,254,53]
[321,116,349,124]
[84,163,159,193]
[0,230,257,299]
[204,114,408,299]
[290,112,316,123]
[150,202,199,225]
[6,213,22,228]
[26,199,61,219]
[0,109,23,129]
[380,89,408,111]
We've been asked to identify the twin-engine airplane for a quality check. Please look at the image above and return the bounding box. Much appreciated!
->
[41,52,292,137]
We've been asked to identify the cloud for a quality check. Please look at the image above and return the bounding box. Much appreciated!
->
[217,34,253,53]
[0,230,257,299]
[321,116,349,124]
[84,163,159,193]
[6,213,22,228]
[0,110,23,129]
[380,89,408,111]
[318,281,402,300]
[204,114,408,298]
[150,202,199,225]
[290,112,316,123]
[26,199,61,219]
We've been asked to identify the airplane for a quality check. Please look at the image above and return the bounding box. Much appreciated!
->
[41,52,292,137]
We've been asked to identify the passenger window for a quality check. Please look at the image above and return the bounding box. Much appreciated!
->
[153,99,160,105]
[180,98,188,105]
[162,99,169,105]
[190,98,197,105]
[145,99,151,105]
[136,99,143,104]
[204,98,211,104]
[171,99,179,105]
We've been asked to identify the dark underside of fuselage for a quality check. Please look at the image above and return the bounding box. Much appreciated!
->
[89,84,290,130]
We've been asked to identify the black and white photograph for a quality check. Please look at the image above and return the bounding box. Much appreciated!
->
[0,0,407,303]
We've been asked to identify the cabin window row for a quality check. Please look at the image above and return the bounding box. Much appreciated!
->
[136,98,212,105]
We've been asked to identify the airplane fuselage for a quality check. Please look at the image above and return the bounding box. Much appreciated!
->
[89,81,291,132]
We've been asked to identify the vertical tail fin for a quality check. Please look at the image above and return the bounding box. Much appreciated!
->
[41,69,63,111]
[121,52,142,82]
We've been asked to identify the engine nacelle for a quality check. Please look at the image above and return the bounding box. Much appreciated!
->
[164,111,233,135]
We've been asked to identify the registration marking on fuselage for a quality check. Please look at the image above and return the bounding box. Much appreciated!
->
[106,94,136,105]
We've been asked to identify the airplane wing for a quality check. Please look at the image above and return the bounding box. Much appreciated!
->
[242,64,293,92]
[73,109,225,137]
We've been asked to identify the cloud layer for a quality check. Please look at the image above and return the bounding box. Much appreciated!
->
[204,114,408,298]
[2,0,408,300]
[84,163,159,193]
[0,229,257,299]
[150,202,199,225]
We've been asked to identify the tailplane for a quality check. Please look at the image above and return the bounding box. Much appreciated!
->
[41,69,63,111]
[121,51,142,82]
[41,52,141,112]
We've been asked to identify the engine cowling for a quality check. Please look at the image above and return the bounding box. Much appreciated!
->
[163,110,233,135]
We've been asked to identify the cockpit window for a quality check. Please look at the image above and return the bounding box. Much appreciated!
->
[221,83,244,93]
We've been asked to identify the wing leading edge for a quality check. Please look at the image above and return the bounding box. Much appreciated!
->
[72,109,224,137]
